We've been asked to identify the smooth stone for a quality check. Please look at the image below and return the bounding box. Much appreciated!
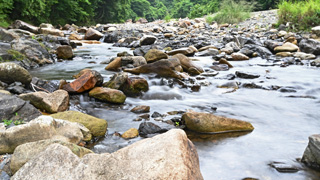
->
[302,134,320,170]
[274,42,299,52]
[173,54,204,75]
[144,49,168,63]
[103,72,128,89]
[57,45,73,60]
[231,52,249,61]
[0,63,32,85]
[105,57,122,71]
[235,71,260,79]
[294,52,316,60]
[84,28,103,41]
[138,122,167,136]
[131,105,150,113]
[89,87,126,104]
[121,128,139,139]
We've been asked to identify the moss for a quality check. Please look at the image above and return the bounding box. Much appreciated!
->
[6,49,26,61]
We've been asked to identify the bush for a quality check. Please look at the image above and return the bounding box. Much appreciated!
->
[205,15,215,24]
[278,0,320,31]
[213,0,254,24]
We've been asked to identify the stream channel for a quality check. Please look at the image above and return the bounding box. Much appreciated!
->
[30,43,320,180]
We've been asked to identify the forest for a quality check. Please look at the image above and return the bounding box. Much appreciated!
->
[0,0,280,26]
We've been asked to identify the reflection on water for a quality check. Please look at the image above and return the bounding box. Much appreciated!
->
[30,43,320,179]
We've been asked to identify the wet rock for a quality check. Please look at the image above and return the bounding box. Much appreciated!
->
[103,72,128,89]
[105,57,121,71]
[274,42,299,52]
[63,70,102,93]
[117,51,132,57]
[197,48,219,56]
[0,93,42,122]
[140,35,157,46]
[0,29,19,42]
[151,111,162,118]
[182,110,254,133]
[138,122,167,136]
[276,52,293,57]
[144,49,168,63]
[269,161,299,173]
[0,63,32,85]
[39,28,64,37]
[19,89,69,113]
[120,77,149,97]
[31,77,59,93]
[264,40,282,52]
[219,58,233,68]
[241,82,263,89]
[131,105,150,113]
[231,52,249,61]
[236,71,260,79]
[299,39,320,55]
[50,110,106,137]
[294,52,316,60]
[167,46,197,56]
[69,33,83,40]
[12,129,203,180]
[173,54,204,75]
[121,56,147,67]
[6,82,28,94]
[0,115,88,154]
[124,58,185,79]
[89,87,126,104]
[10,20,39,34]
[279,87,297,93]
[244,44,273,59]
[311,59,320,67]
[302,134,320,170]
[57,45,73,60]
[84,28,103,41]
[210,64,229,71]
[10,139,93,174]
[72,69,103,87]
[121,128,139,139]
[218,81,239,89]
[221,47,233,54]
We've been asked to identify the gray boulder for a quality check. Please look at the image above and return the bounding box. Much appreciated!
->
[0,63,32,85]
[302,134,320,170]
[10,20,39,34]
[299,39,320,55]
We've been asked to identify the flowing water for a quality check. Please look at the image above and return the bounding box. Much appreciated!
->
[30,43,320,180]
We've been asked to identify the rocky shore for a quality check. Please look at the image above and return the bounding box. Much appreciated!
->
[1,10,320,179]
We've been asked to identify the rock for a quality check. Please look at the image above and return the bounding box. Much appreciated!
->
[312,26,320,37]
[0,29,19,42]
[121,128,139,139]
[140,35,157,46]
[294,52,316,60]
[10,139,93,174]
[121,56,147,67]
[144,49,168,63]
[0,115,88,154]
[0,93,42,122]
[10,20,39,34]
[57,45,73,59]
[278,30,287,37]
[62,70,102,93]
[103,72,128,89]
[89,87,126,104]
[19,90,69,113]
[39,28,64,37]
[276,52,293,57]
[138,122,167,136]
[0,63,32,85]
[274,42,299,52]
[105,57,121,71]
[69,33,83,40]
[50,111,107,137]
[120,77,149,97]
[117,51,132,57]
[182,111,254,133]
[12,129,203,180]
[219,58,233,68]
[311,59,320,67]
[136,18,148,24]
[164,33,175,38]
[72,69,103,87]
[264,40,282,52]
[131,105,150,113]
[197,48,219,56]
[221,47,233,54]
[299,39,320,55]
[173,54,204,75]
[167,46,197,56]
[31,77,59,93]
[231,52,250,61]
[124,58,185,79]
[198,45,218,52]
[84,28,103,40]
[236,71,260,79]
[302,134,320,170]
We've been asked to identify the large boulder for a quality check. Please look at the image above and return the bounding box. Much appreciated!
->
[173,54,204,75]
[10,139,93,174]
[63,70,102,93]
[120,77,149,97]
[0,63,32,85]
[299,39,320,55]
[12,129,203,180]
[0,29,19,42]
[182,111,254,133]
[50,111,107,137]
[0,115,89,154]
[144,49,168,63]
[301,134,320,170]
[57,45,73,60]
[89,87,126,104]
[84,28,103,40]
[124,58,185,79]
[0,93,42,122]
[10,20,39,34]
[103,72,128,89]
[19,90,69,113]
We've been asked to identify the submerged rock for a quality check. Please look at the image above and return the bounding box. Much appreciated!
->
[302,134,320,170]
[131,105,150,113]
[89,87,126,104]
[120,77,149,97]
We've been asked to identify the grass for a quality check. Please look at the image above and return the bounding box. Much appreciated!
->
[278,0,320,31]
[205,14,215,24]
[213,0,254,24]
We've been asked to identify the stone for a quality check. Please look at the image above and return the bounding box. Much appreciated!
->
[39,28,64,37]
[294,52,316,60]
[140,35,157,46]
[31,77,59,93]
[299,39,320,55]
[50,111,107,137]
[136,18,148,24]
[10,139,93,174]
[182,111,254,133]
[167,46,197,56]
[12,129,203,180]
[144,49,168,63]
[69,33,83,40]
[120,77,149,97]
[264,40,282,52]
[0,115,88,154]
[0,29,19,42]
[57,45,73,59]
[231,52,250,61]
[197,48,219,56]
[276,52,293,57]
[103,72,128,89]
[0,93,42,122]
[312,26,320,37]
[19,89,69,113]
[219,58,233,68]
[198,45,218,52]
[278,30,287,37]
[121,128,139,139]
[274,42,299,52]
[0,63,32,85]
[124,58,184,79]
[62,70,101,93]
[221,47,233,54]
[131,105,150,113]
[105,57,122,71]
[10,20,39,34]
[302,134,320,170]
[138,122,167,136]
[89,87,126,104]
[84,28,103,40]
[121,56,147,67]
[72,69,103,87]
[173,54,204,75]
[164,33,175,38]
[39,23,54,29]
[236,71,260,79]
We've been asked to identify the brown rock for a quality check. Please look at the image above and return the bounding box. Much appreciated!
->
[231,52,250,61]
[84,28,103,40]
[10,20,39,34]
[63,70,101,93]
[144,49,168,63]
[121,128,139,139]
[120,77,149,97]
[105,57,122,71]
[89,87,126,104]
[219,58,233,68]
[57,45,73,60]
[39,28,64,37]
[69,33,83,40]
[173,54,204,75]
[72,69,103,86]
[276,52,293,57]
[167,46,197,56]
[131,105,150,113]
[274,42,299,52]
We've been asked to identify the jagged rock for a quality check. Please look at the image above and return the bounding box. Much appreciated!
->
[302,134,320,170]
[231,52,250,61]
[0,63,32,85]
[120,77,149,97]
[121,128,139,139]
[144,49,168,63]
[138,122,167,136]
[10,20,39,34]
[63,70,102,93]
[182,111,254,133]
[19,90,69,113]
[105,57,121,71]
[10,139,93,174]
[12,129,203,180]
[274,42,299,52]
[84,28,103,41]
[31,77,59,93]
[57,45,73,60]
[0,29,19,42]
[299,39,320,55]
[103,72,128,89]
[72,69,103,87]
[89,87,126,104]
[131,105,150,113]
[140,35,157,46]
[50,111,107,137]
[173,54,204,75]
[236,71,260,79]
[39,28,64,37]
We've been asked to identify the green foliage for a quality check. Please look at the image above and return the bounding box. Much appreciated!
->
[213,0,254,24]
[164,13,172,22]
[205,15,215,24]
[171,0,193,18]
[13,120,24,125]
[278,0,320,31]
[7,49,26,61]
[3,119,12,126]
[0,0,13,27]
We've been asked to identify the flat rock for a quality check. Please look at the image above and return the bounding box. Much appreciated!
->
[274,42,299,52]
[131,105,150,113]
[167,46,197,56]
[236,71,260,79]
